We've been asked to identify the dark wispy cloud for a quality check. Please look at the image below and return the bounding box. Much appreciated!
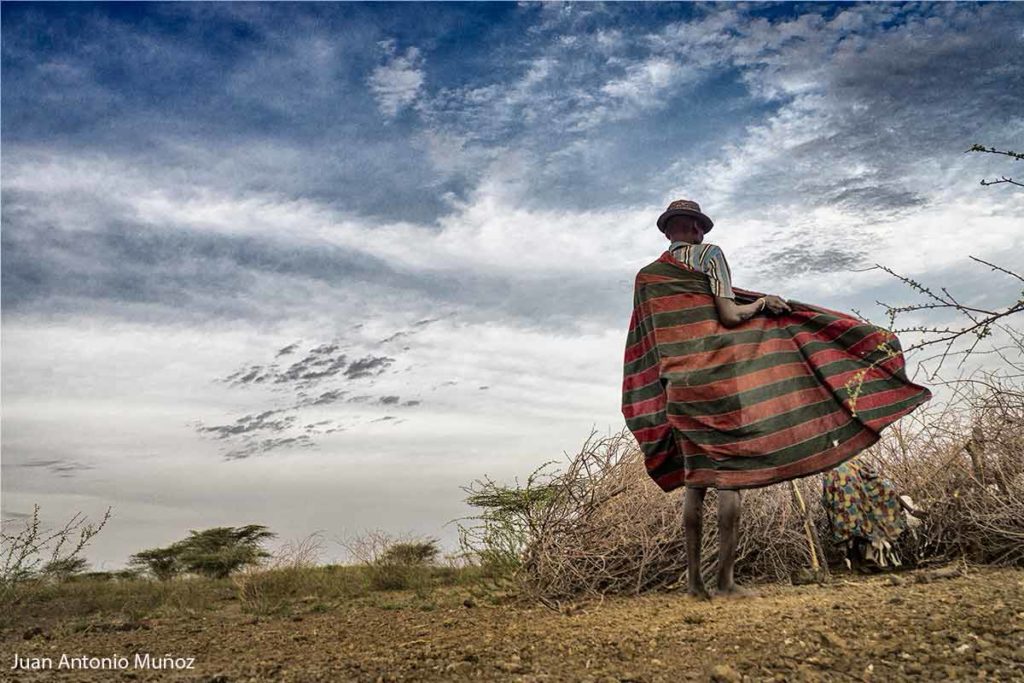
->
[275,342,300,357]
[280,348,349,384]
[224,434,317,461]
[198,339,419,459]
[222,345,382,388]
[377,315,451,346]
[297,389,349,407]
[378,331,411,344]
[10,458,94,478]
[195,409,297,440]
[344,355,395,380]
[757,245,867,280]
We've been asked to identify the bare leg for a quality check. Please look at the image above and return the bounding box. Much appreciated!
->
[716,489,740,590]
[716,489,759,598]
[683,486,710,600]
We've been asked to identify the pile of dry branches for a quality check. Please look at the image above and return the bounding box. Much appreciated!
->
[500,372,1022,603]
[875,375,1024,567]
[504,429,832,603]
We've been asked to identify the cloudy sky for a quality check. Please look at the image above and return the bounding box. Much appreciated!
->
[2,2,1022,569]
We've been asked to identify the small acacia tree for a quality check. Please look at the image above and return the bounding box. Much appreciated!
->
[451,465,561,580]
[128,546,183,581]
[379,539,441,566]
[174,525,276,579]
[128,525,275,580]
[41,556,89,580]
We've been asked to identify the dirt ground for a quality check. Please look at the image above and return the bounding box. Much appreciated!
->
[3,565,1023,682]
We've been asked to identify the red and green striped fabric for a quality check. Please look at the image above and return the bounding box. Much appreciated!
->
[622,251,932,492]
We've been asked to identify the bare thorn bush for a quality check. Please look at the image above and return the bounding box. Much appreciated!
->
[875,374,1024,568]
[1,505,112,602]
[337,529,438,595]
[270,531,326,570]
[487,429,830,604]
[467,365,1023,604]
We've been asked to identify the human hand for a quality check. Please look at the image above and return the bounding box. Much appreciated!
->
[762,295,791,315]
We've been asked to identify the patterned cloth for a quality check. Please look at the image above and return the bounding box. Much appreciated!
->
[821,459,909,567]
[668,241,735,299]
[621,250,932,492]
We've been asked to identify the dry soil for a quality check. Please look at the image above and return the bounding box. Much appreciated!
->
[3,565,1023,682]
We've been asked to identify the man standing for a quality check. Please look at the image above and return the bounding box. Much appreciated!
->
[622,199,931,600]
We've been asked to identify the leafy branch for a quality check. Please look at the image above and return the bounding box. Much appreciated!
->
[843,332,902,417]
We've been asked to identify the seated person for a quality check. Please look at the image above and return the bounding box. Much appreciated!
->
[821,459,925,571]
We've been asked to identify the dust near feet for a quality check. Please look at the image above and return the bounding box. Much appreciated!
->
[687,584,712,601]
[714,583,762,599]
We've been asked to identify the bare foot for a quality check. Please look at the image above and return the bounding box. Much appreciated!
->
[714,583,761,599]
[687,582,712,601]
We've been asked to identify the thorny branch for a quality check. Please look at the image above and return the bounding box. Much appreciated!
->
[1,505,112,589]
[863,258,1024,381]
[965,144,1024,188]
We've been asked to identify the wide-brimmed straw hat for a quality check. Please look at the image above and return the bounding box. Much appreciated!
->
[656,199,714,233]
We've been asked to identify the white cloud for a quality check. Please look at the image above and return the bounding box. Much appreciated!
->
[600,57,691,105]
[3,149,656,282]
[367,40,425,119]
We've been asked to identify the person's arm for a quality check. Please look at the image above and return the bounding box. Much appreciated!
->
[704,244,790,327]
[714,295,792,327]
[714,296,766,328]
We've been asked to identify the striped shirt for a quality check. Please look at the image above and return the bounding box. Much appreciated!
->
[668,241,735,299]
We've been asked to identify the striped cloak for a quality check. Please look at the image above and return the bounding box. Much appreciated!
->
[622,251,932,492]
